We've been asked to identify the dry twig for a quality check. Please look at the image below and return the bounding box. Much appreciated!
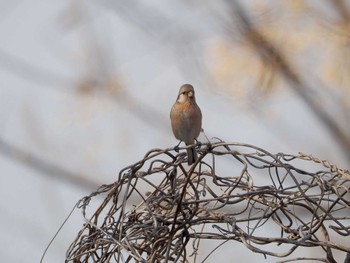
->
[66,140,350,262]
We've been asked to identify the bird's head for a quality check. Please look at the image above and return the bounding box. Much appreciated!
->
[177,84,196,103]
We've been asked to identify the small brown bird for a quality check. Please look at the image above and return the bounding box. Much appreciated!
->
[170,84,202,165]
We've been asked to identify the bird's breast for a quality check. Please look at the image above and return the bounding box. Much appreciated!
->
[170,101,202,143]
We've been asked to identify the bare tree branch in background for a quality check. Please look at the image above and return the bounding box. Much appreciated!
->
[0,137,99,190]
[96,0,216,89]
[331,0,350,23]
[57,0,171,132]
[225,1,350,163]
[0,48,70,88]
[0,1,171,186]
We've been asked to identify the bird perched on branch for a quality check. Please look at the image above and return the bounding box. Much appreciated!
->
[170,84,202,165]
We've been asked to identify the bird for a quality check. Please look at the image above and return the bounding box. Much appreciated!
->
[170,84,202,165]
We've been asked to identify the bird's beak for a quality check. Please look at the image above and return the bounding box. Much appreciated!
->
[188,91,194,98]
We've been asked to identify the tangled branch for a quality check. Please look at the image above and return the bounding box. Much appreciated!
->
[66,140,350,262]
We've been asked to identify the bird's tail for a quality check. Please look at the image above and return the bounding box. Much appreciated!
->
[186,144,198,165]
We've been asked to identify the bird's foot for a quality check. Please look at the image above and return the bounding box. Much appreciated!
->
[174,141,182,152]
[195,139,202,148]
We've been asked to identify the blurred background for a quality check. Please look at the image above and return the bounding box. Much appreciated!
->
[1,0,349,262]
